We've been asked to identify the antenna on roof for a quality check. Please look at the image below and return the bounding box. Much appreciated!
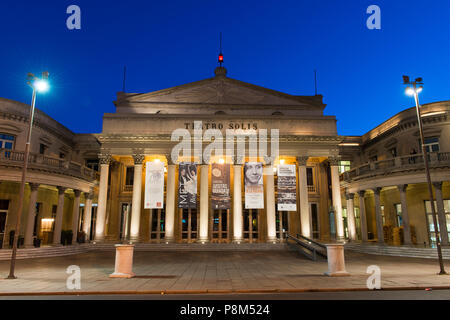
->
[314,69,318,95]
[122,66,127,92]
[218,32,224,67]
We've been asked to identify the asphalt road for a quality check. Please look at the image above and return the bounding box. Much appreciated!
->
[0,289,449,300]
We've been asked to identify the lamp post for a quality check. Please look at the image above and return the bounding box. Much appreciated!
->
[403,75,446,275]
[7,72,49,279]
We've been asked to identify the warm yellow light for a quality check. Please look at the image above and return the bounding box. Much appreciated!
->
[273,166,277,173]
[154,159,161,163]
[41,218,54,232]
[218,158,225,164]
[280,159,285,165]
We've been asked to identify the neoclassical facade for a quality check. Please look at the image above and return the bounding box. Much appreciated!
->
[0,66,449,249]
[94,67,344,244]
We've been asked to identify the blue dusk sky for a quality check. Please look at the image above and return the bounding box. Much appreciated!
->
[1,0,449,135]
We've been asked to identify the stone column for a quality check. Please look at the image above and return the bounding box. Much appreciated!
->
[82,192,93,241]
[433,182,449,246]
[129,153,144,242]
[232,157,243,243]
[358,190,368,242]
[198,164,209,243]
[330,157,344,240]
[71,190,82,244]
[296,156,310,238]
[397,184,412,245]
[373,188,384,244]
[24,183,40,248]
[345,193,357,241]
[265,162,277,243]
[95,153,111,241]
[53,187,67,245]
[165,155,176,243]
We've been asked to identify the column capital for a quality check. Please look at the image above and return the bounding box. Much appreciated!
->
[397,184,408,192]
[232,155,244,165]
[433,181,443,190]
[328,156,340,166]
[98,153,112,165]
[57,186,67,195]
[84,192,94,200]
[372,187,382,195]
[296,156,309,166]
[345,193,354,200]
[263,155,275,165]
[73,189,82,197]
[29,183,40,191]
[164,154,173,165]
[132,153,145,165]
[358,190,366,198]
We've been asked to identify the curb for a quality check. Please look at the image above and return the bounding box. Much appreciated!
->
[1,286,450,296]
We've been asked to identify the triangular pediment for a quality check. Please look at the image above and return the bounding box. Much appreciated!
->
[117,76,322,107]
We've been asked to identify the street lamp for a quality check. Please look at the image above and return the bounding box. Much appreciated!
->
[403,75,446,275]
[7,71,49,279]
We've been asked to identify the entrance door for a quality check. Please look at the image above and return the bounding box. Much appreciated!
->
[243,209,259,242]
[0,200,9,248]
[275,208,289,240]
[89,206,97,241]
[149,207,166,242]
[180,208,198,242]
[310,203,320,239]
[210,209,230,243]
[119,203,131,241]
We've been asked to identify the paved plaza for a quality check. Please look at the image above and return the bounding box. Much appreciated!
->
[0,249,450,295]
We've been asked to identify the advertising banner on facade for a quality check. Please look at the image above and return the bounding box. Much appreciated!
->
[244,162,264,209]
[211,163,231,210]
[178,163,198,209]
[144,161,165,209]
[277,164,297,211]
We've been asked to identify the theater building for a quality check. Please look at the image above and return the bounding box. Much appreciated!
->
[0,65,449,249]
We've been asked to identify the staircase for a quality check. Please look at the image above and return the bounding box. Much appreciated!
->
[345,242,450,259]
[0,242,287,260]
[0,244,88,261]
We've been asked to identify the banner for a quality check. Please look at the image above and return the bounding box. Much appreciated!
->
[277,164,297,211]
[178,163,197,209]
[211,163,231,210]
[244,162,264,209]
[144,161,164,209]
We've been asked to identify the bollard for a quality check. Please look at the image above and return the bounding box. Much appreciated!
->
[109,244,135,278]
[324,243,350,277]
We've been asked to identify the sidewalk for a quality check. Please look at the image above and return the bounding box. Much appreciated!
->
[0,250,449,295]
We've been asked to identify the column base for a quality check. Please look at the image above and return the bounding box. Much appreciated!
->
[266,238,278,244]
[197,238,209,244]
[232,238,243,244]
[109,272,135,279]
[163,237,175,244]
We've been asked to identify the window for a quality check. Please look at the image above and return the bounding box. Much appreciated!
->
[381,205,385,225]
[389,147,397,158]
[59,152,66,159]
[370,155,378,162]
[425,200,450,247]
[394,203,402,227]
[306,167,314,186]
[39,143,48,155]
[125,166,134,186]
[86,159,99,172]
[0,134,15,150]
[338,161,351,173]
[423,137,439,153]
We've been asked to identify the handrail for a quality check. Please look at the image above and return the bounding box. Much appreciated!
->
[340,151,450,182]
[286,233,327,261]
[0,149,96,182]
[296,233,327,249]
